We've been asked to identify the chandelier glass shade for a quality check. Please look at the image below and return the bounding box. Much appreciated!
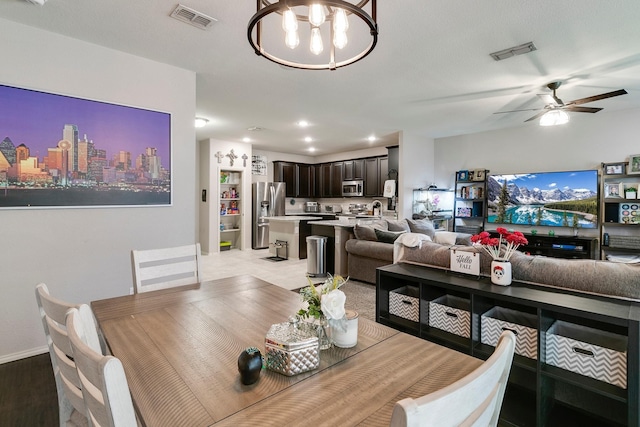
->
[248,0,378,70]
[539,109,570,126]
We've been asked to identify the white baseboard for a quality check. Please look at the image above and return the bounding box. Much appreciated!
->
[0,346,48,365]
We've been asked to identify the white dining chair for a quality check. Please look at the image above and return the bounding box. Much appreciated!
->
[35,283,103,427]
[389,330,516,427]
[131,243,202,293]
[66,307,138,427]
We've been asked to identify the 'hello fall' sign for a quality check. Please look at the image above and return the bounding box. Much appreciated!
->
[450,249,480,276]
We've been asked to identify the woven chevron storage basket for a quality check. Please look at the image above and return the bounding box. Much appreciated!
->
[546,321,627,389]
[389,286,420,322]
[428,295,470,338]
[481,307,537,359]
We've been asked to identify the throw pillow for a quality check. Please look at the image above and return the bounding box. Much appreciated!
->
[406,218,436,239]
[386,218,410,232]
[375,229,406,244]
[433,231,458,246]
[353,224,377,241]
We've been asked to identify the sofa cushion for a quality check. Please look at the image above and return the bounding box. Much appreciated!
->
[353,220,388,241]
[386,218,410,232]
[345,239,394,262]
[375,229,407,244]
[433,231,458,245]
[406,218,436,239]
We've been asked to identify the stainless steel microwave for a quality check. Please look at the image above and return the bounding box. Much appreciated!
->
[342,180,363,197]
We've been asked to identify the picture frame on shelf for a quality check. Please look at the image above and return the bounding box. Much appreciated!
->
[604,182,622,198]
[604,163,625,175]
[629,154,640,174]
[472,169,486,181]
[457,170,469,181]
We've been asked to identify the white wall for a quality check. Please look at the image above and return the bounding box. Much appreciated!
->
[433,109,640,185]
[429,109,640,236]
[399,132,435,219]
[0,19,196,362]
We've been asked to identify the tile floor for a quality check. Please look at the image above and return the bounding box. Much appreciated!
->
[200,248,312,290]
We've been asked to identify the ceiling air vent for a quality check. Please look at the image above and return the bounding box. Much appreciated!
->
[490,41,537,61]
[170,4,217,30]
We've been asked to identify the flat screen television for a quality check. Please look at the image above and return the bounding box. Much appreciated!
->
[486,170,599,228]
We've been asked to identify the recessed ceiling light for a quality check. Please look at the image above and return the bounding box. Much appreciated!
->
[298,120,309,127]
[195,117,209,128]
[308,147,316,152]
[242,137,251,142]
[368,135,376,142]
[304,136,312,142]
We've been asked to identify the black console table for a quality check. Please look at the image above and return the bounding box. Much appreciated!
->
[377,263,639,427]
[490,232,598,259]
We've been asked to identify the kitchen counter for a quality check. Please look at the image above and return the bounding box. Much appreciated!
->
[267,216,322,222]
[310,217,379,228]
[265,216,321,260]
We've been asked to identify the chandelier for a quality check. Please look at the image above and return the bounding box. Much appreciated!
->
[247,1,378,70]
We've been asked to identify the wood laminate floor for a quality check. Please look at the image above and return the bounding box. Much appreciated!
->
[0,353,58,426]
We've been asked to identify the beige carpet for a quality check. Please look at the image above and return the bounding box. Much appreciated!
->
[291,279,376,321]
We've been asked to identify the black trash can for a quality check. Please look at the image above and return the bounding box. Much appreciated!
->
[306,235,328,277]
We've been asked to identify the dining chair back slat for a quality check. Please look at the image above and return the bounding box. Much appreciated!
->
[131,243,202,293]
[389,330,516,427]
[35,283,102,427]
[67,307,137,427]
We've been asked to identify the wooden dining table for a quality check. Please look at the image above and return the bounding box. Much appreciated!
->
[91,275,482,427]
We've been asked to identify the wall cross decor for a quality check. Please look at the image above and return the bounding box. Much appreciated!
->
[214,151,224,163]
[226,149,238,166]
[242,154,248,167]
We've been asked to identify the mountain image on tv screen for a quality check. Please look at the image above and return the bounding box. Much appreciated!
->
[487,170,598,228]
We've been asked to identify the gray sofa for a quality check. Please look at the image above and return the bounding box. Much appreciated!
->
[397,239,640,301]
[344,218,471,283]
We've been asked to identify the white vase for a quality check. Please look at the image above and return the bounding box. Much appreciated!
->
[332,310,359,348]
[491,259,512,286]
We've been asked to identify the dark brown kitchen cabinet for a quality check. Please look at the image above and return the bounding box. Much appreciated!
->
[297,164,312,197]
[331,161,344,197]
[313,164,322,198]
[343,159,364,181]
[362,156,389,197]
[378,156,389,196]
[321,163,333,197]
[273,161,296,197]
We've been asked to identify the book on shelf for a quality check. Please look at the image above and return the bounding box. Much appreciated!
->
[459,186,484,199]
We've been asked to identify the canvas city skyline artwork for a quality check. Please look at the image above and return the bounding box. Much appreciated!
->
[0,84,171,208]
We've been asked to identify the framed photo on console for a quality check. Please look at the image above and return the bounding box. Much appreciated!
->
[629,154,640,174]
[605,182,623,198]
[604,163,625,175]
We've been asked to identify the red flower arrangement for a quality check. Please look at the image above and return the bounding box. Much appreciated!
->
[470,227,528,261]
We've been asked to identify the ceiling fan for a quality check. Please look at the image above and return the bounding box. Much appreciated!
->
[495,82,628,123]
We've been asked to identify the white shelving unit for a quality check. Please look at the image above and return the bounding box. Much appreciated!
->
[219,169,243,251]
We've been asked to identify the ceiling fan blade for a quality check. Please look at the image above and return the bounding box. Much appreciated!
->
[537,94,560,106]
[493,108,542,114]
[566,89,628,106]
[563,106,602,113]
[524,110,549,122]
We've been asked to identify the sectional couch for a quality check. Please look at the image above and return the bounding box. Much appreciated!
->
[345,218,640,301]
[344,218,471,284]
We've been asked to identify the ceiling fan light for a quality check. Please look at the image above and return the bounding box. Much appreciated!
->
[539,110,569,126]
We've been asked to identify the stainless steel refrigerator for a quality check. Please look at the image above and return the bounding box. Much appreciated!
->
[252,182,286,249]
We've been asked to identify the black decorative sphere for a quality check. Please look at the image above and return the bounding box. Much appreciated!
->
[237,347,262,385]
